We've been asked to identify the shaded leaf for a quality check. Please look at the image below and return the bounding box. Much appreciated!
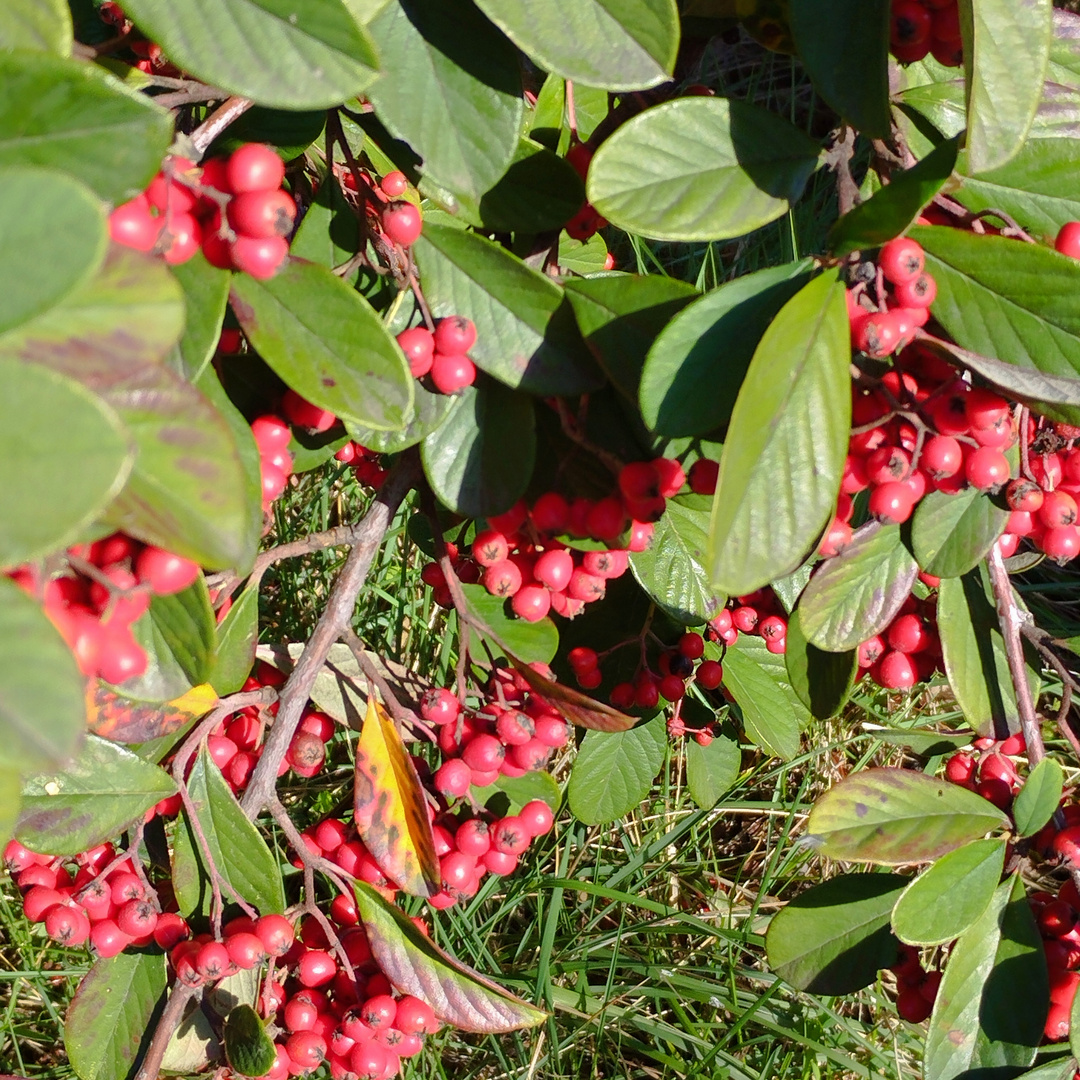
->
[510,656,636,732]
[805,767,1009,865]
[910,487,1009,578]
[347,379,455,454]
[209,580,259,696]
[353,881,548,1031]
[166,252,231,382]
[685,733,740,809]
[1,0,72,53]
[86,682,217,744]
[1014,757,1064,838]
[784,607,857,720]
[765,873,908,994]
[460,583,558,665]
[891,837,1006,946]
[354,696,440,897]
[722,640,800,760]
[482,770,561,817]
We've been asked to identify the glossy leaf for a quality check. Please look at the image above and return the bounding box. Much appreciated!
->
[86,682,217,744]
[587,97,822,242]
[938,570,1040,736]
[121,0,378,110]
[708,271,850,596]
[65,952,168,1080]
[223,1004,277,1080]
[420,381,535,519]
[143,578,217,691]
[797,523,919,652]
[460,583,558,665]
[630,493,723,626]
[366,0,522,202]
[924,875,1045,1079]
[726,630,811,730]
[685,733,740,809]
[828,136,960,255]
[474,0,677,90]
[347,380,455,454]
[16,735,177,856]
[784,607,857,720]
[206,106,327,161]
[891,838,1006,946]
[289,173,361,270]
[805,767,1009,864]
[1014,757,1064,838]
[567,715,667,824]
[964,0,1052,174]
[173,746,286,918]
[0,576,85,775]
[0,359,132,565]
[0,51,171,202]
[564,274,697,401]
[1,0,72,53]
[509,657,636,733]
[354,695,441,897]
[353,881,548,1031]
[765,873,908,994]
[722,640,800,760]
[910,488,1009,578]
[861,724,973,756]
[166,252,231,381]
[640,260,813,437]
[413,224,601,396]
[209,580,259,696]
[231,258,414,433]
[484,770,561,816]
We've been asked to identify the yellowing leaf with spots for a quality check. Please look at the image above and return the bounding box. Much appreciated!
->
[86,681,218,742]
[354,695,440,897]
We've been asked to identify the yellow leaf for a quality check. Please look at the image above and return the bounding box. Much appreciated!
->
[86,681,218,742]
[354,695,440,898]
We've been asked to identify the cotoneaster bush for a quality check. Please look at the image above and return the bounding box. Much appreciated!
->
[7,2,1080,1079]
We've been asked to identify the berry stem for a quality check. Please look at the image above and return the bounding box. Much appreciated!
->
[132,979,199,1080]
[190,95,254,156]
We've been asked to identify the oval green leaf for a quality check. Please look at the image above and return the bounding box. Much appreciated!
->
[1013,756,1064,838]
[413,223,601,396]
[640,260,813,437]
[766,873,909,994]
[685,733,740,810]
[2,0,73,53]
[723,638,801,760]
[209,580,259,696]
[587,96,822,242]
[805,767,1010,865]
[460,583,558,666]
[230,258,414,434]
[223,1004,277,1080]
[784,606,857,720]
[910,487,1009,578]
[708,270,850,596]
[353,881,548,1032]
[166,251,231,382]
[891,837,1007,946]
[798,523,919,652]
[121,0,379,110]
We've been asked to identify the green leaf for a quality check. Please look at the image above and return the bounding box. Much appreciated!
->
[914,224,1080,424]
[230,258,414,433]
[353,881,548,1031]
[473,0,677,90]
[1012,1060,1079,1080]
[460,582,558,665]
[209,580,259,696]
[784,607,857,720]
[765,873,908,994]
[1014,757,1064,838]
[685,733,740,809]
[206,106,327,161]
[0,166,106,337]
[147,578,217,688]
[16,735,177,855]
[805,767,1010,865]
[0,576,85,775]
[722,639,801,760]
[289,174,361,270]
[964,0,1052,174]
[347,379,454,453]
[567,715,667,825]
[789,0,891,138]
[420,381,535,519]
[166,251,231,381]
[0,51,171,202]
[639,260,813,437]
[121,0,379,110]
[630,493,723,625]
[891,837,1007,946]
[910,487,1009,578]
[413,223,601,396]
[564,274,697,402]
[558,232,610,276]
[0,359,132,564]
[828,136,960,256]
[65,952,168,1080]
[708,271,850,596]
[924,875,1045,1079]
[222,1004,277,1080]
[938,569,1040,737]
[798,523,919,652]
[1,0,73,53]
[587,97,822,242]
[173,746,285,918]
[482,769,561,816]
[0,766,21,853]
[366,0,522,202]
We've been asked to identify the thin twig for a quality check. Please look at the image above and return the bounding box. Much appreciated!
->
[339,629,435,740]
[133,981,198,1080]
[827,125,859,217]
[190,96,254,156]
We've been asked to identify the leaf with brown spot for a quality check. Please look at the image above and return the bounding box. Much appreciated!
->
[354,695,440,897]
[509,656,635,731]
[86,681,217,743]
[353,881,548,1032]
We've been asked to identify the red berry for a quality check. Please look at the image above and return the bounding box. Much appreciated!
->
[483,558,523,598]
[282,390,336,432]
[568,646,599,672]
[1006,479,1043,512]
[964,447,1010,490]
[380,171,408,198]
[491,816,530,855]
[876,650,917,689]
[879,237,925,285]
[90,919,132,958]
[159,213,203,265]
[462,733,506,772]
[287,1030,328,1072]
[434,758,472,797]
[45,904,91,946]
[433,315,477,355]
[397,326,435,377]
[688,458,719,495]
[868,481,917,523]
[511,584,551,621]
[116,899,158,938]
[228,188,297,238]
[297,949,337,987]
[420,687,459,726]
[135,546,199,595]
[534,549,573,591]
[229,234,289,279]
[1042,525,1080,562]
[429,352,476,394]
[226,143,285,194]
[196,940,230,980]
[96,627,148,684]
[531,492,569,534]
[109,194,161,252]
[1056,222,1080,259]
[944,753,975,785]
[894,272,937,308]
[225,931,266,969]
[472,529,509,567]
[1040,490,1078,529]
[382,201,422,246]
[658,674,686,701]
[519,799,555,837]
[255,913,295,957]
[891,1,932,44]
[284,996,319,1032]
[394,995,438,1035]
[696,659,723,689]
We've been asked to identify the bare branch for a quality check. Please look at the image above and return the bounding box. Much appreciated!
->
[191,96,254,156]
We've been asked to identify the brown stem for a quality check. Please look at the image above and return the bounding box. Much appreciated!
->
[240,453,420,819]
[133,981,198,1080]
[827,125,859,217]
[552,397,623,476]
[339,629,434,740]
[153,85,229,109]
[190,96,254,157]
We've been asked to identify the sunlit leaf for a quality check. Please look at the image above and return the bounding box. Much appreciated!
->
[86,682,217,744]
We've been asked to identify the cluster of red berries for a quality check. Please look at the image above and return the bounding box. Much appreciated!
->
[337,165,423,250]
[856,585,944,690]
[110,144,295,279]
[888,943,943,1023]
[889,0,962,66]
[564,143,607,241]
[6,535,200,685]
[250,414,297,511]
[1031,876,1080,1043]
[98,3,181,76]
[707,589,790,655]
[396,316,478,396]
[942,730,1029,811]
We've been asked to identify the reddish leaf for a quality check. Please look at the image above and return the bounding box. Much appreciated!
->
[86,681,217,743]
[510,656,635,732]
